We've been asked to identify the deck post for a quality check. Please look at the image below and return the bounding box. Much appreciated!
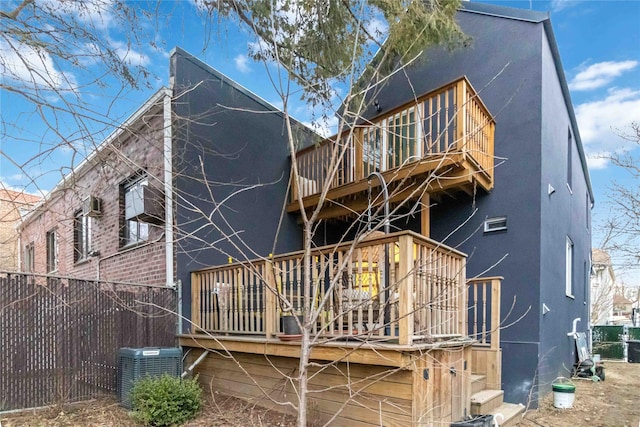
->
[397,234,414,346]
[455,79,467,155]
[264,260,277,338]
[354,128,363,180]
[191,272,201,333]
[420,193,430,238]
[457,257,467,337]
[490,277,501,351]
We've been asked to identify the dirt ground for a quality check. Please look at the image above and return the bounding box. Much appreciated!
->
[1,361,639,427]
[520,360,640,427]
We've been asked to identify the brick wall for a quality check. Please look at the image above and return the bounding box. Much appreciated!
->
[0,190,40,271]
[19,102,168,286]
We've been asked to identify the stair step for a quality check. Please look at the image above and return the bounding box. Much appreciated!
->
[490,402,525,427]
[471,389,504,415]
[471,374,487,395]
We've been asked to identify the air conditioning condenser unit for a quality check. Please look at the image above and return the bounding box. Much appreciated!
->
[117,347,182,409]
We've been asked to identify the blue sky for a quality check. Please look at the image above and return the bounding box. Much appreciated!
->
[1,0,639,270]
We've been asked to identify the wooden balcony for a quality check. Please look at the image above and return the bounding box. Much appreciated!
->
[188,234,502,353]
[288,77,495,220]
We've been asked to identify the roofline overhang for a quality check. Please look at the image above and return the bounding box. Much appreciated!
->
[20,87,172,228]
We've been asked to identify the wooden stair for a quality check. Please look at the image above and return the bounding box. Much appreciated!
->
[469,374,525,427]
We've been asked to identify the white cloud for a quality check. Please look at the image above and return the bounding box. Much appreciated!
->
[586,154,611,170]
[108,39,150,67]
[234,54,251,73]
[40,0,116,30]
[551,0,577,12]
[0,38,77,91]
[576,87,640,169]
[304,116,339,138]
[0,179,23,192]
[569,60,638,91]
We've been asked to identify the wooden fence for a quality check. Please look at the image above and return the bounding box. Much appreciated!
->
[0,272,176,412]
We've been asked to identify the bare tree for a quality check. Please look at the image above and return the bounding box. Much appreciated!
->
[4,1,507,425]
[1,0,165,193]
[598,122,640,268]
[183,2,489,426]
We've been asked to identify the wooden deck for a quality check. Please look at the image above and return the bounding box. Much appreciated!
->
[179,334,473,426]
[288,77,495,220]
[184,232,504,425]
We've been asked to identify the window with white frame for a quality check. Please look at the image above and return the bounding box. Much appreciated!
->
[46,229,57,273]
[387,107,418,169]
[24,242,34,272]
[122,176,149,246]
[74,209,92,262]
[566,236,574,297]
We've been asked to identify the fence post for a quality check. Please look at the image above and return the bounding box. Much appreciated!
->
[398,234,414,346]
[264,260,277,338]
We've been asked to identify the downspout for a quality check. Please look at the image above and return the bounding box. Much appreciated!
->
[163,89,179,334]
[17,231,22,271]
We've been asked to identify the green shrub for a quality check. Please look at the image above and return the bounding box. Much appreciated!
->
[130,374,202,426]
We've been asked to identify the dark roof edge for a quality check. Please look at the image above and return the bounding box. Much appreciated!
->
[170,47,318,136]
[171,47,277,113]
[461,2,594,202]
[542,19,595,203]
[460,2,548,23]
[171,47,280,114]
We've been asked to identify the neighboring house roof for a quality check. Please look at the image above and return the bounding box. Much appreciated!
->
[0,189,40,205]
[592,248,612,266]
[613,294,632,305]
[591,248,615,282]
[460,2,594,204]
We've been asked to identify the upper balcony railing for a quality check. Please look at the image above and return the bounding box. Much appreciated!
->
[290,77,495,209]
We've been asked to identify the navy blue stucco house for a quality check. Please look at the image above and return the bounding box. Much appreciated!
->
[16,2,592,418]
[408,3,593,404]
[171,2,591,410]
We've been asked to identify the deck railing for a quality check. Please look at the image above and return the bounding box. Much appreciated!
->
[292,77,495,201]
[467,276,502,350]
[191,231,468,345]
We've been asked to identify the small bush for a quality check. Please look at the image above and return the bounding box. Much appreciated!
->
[130,374,202,426]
